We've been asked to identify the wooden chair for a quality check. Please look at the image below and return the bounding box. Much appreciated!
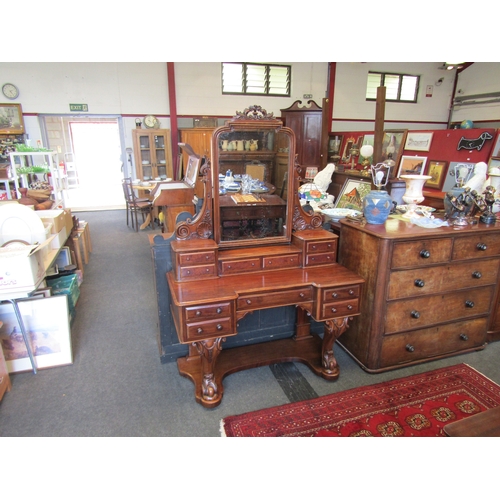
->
[122,178,155,231]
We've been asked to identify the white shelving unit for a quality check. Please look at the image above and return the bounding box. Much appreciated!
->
[9,150,66,208]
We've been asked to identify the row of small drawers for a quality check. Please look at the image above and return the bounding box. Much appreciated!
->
[391,233,500,269]
[174,245,337,280]
[181,284,361,342]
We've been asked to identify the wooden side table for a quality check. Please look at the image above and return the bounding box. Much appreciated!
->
[0,321,12,401]
[444,406,500,437]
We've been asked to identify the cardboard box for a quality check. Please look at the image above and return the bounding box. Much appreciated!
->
[63,209,73,236]
[37,209,66,234]
[0,240,51,293]
[50,226,68,251]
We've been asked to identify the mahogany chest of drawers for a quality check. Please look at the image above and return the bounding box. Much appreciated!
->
[338,218,500,372]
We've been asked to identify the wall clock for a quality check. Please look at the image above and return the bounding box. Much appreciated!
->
[2,83,19,100]
[144,115,159,129]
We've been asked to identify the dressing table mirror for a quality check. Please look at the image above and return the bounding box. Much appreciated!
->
[167,106,364,408]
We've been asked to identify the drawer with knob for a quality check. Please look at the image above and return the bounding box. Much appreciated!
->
[380,317,488,367]
[178,251,216,266]
[185,302,233,321]
[385,286,494,334]
[262,254,300,270]
[179,263,217,280]
[452,234,500,261]
[237,287,312,311]
[185,317,235,341]
[388,258,500,299]
[220,257,261,274]
[320,298,359,320]
[391,238,453,269]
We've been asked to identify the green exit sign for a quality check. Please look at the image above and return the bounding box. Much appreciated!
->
[69,103,89,112]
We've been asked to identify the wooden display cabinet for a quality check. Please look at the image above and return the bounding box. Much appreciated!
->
[180,128,215,197]
[132,129,172,181]
[280,100,323,177]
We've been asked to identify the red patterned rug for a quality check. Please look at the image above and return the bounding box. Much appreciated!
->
[221,364,500,437]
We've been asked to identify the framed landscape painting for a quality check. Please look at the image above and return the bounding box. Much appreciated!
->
[335,178,372,211]
[0,295,72,373]
[397,155,428,177]
[0,103,25,134]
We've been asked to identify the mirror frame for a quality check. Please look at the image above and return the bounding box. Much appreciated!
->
[212,108,295,248]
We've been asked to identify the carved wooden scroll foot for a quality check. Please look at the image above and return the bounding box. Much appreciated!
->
[321,317,351,377]
[193,337,224,402]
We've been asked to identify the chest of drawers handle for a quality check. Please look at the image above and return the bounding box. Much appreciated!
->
[472,271,482,279]
[465,300,474,308]
[216,307,222,314]
[460,333,469,341]
[197,327,203,334]
[406,344,415,352]
[331,292,338,298]
[411,310,420,319]
[414,279,425,288]
[477,243,487,251]
[420,250,430,258]
[216,324,223,331]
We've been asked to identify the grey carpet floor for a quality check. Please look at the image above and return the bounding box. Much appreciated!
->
[2,208,500,437]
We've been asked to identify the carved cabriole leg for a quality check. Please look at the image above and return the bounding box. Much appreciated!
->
[322,317,351,377]
[193,338,224,402]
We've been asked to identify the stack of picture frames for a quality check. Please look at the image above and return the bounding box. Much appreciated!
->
[397,131,447,191]
[0,247,75,374]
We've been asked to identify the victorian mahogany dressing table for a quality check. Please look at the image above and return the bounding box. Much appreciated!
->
[167,107,364,407]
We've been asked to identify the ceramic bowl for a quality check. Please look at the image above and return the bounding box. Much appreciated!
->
[321,208,362,222]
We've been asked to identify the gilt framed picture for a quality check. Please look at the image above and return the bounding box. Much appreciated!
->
[425,160,448,190]
[398,155,428,177]
[0,103,25,134]
[0,295,72,373]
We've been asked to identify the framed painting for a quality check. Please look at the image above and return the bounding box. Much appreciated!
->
[0,295,72,373]
[381,129,407,169]
[334,178,372,211]
[398,155,428,177]
[491,131,500,158]
[425,160,448,190]
[0,103,25,134]
[404,132,433,152]
[328,134,343,157]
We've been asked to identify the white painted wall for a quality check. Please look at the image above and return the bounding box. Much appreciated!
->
[453,62,500,123]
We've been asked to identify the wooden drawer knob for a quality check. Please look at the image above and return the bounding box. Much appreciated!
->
[411,310,420,319]
[460,333,469,341]
[477,243,487,251]
[472,271,482,279]
[406,344,415,352]
[216,307,222,314]
[414,279,425,287]
[465,300,474,308]
[420,250,430,258]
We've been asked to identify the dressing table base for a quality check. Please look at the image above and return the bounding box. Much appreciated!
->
[177,314,351,408]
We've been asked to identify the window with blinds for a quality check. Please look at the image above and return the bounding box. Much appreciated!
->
[366,71,419,103]
[222,63,291,97]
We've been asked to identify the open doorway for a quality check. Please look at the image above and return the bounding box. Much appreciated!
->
[41,116,127,211]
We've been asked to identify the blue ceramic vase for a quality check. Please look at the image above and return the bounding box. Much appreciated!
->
[363,189,392,224]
